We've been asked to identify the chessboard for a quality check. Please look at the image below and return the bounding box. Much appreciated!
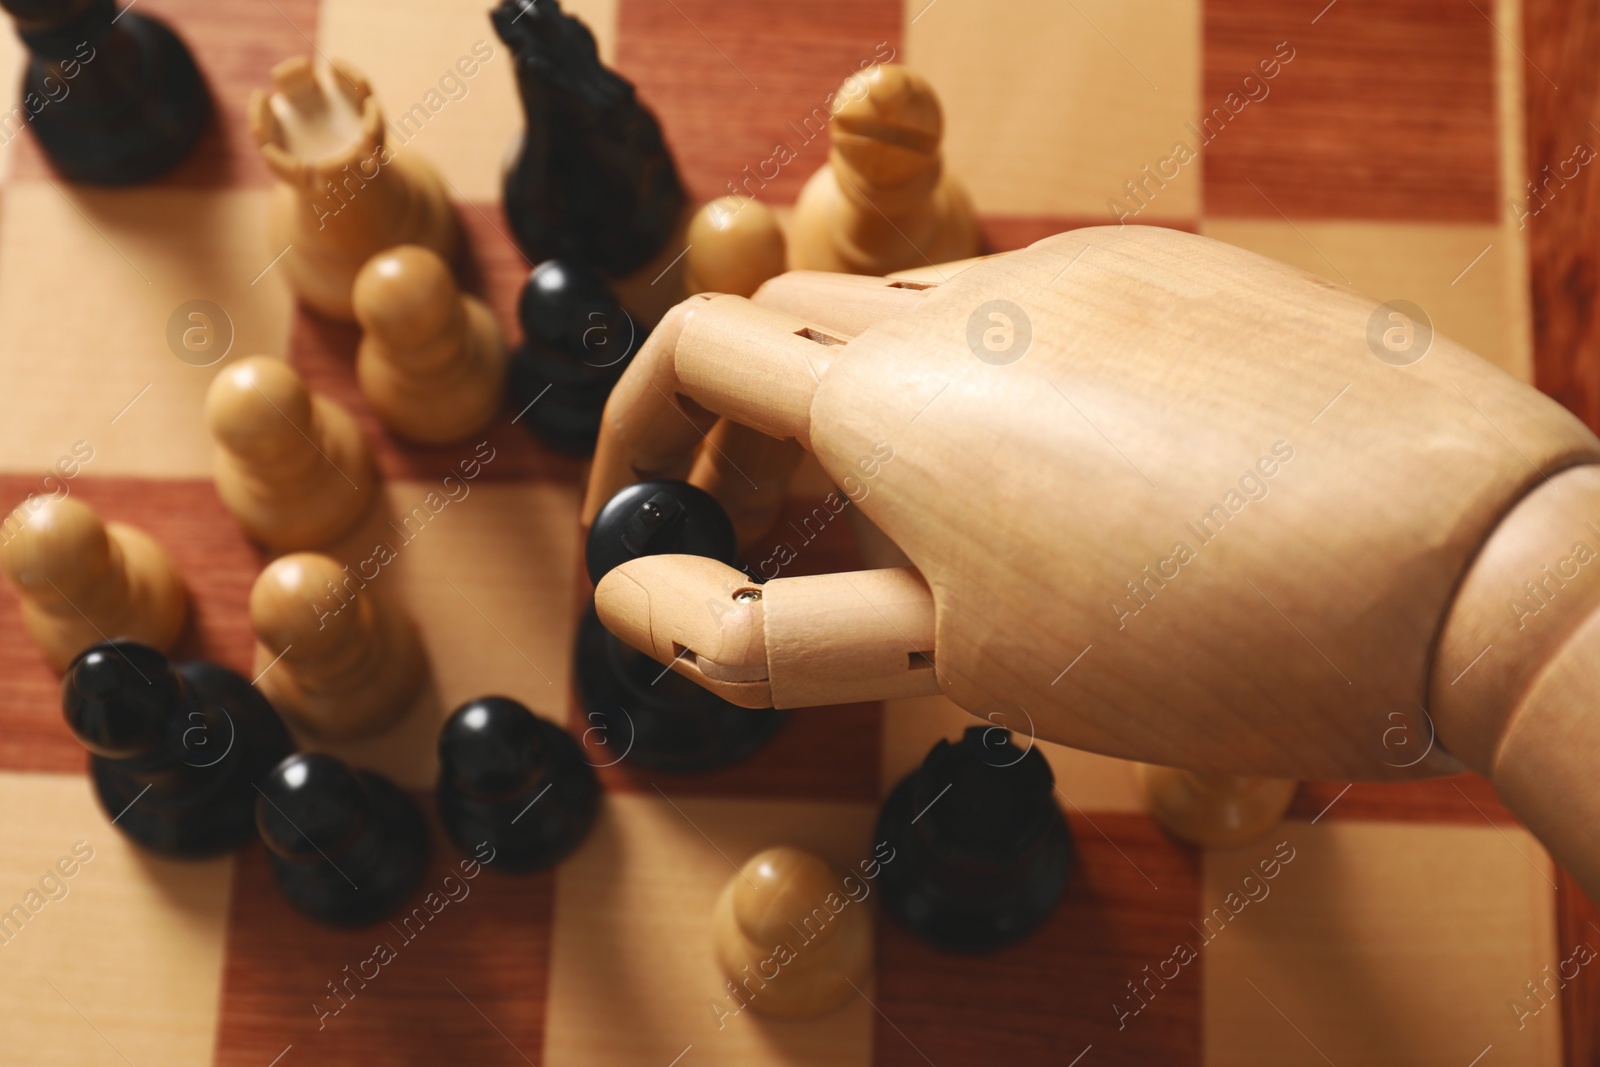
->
[1,0,1597,1064]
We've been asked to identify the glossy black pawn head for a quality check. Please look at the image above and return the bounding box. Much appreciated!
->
[508,261,639,457]
[256,754,369,863]
[579,481,780,772]
[875,726,1074,952]
[585,480,737,585]
[256,753,429,926]
[519,261,637,369]
[437,697,600,872]
[439,696,549,803]
[62,641,182,759]
[64,644,294,858]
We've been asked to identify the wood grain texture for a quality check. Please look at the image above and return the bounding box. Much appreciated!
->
[0,184,292,479]
[1203,0,1499,221]
[213,806,555,1067]
[902,0,1202,222]
[613,0,903,206]
[544,794,877,1067]
[1557,869,1600,1067]
[0,773,234,1067]
[873,812,1200,1066]
[981,216,1200,254]
[0,0,1577,1061]
[592,227,1600,785]
[1522,0,1600,432]
[1203,821,1561,1067]
[1286,775,1516,824]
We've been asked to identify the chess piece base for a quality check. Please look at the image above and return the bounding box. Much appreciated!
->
[437,719,601,872]
[23,11,211,184]
[787,163,980,276]
[874,768,1073,953]
[252,593,426,742]
[265,770,429,926]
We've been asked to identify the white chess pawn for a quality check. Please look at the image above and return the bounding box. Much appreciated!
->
[712,846,872,1019]
[788,63,979,276]
[352,245,507,444]
[0,496,187,672]
[205,356,376,552]
[1137,764,1298,848]
[684,197,788,298]
[249,551,425,741]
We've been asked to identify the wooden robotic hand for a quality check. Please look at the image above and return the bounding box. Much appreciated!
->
[582,226,1600,900]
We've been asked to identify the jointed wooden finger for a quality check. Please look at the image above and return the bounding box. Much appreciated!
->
[594,555,941,709]
[583,293,851,527]
[687,420,806,549]
[751,270,935,337]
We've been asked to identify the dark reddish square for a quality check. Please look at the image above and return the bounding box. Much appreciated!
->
[1202,0,1499,221]
[213,810,554,1067]
[1288,774,1516,825]
[614,0,903,205]
[872,813,1201,1066]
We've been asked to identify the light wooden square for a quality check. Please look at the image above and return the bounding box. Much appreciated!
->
[0,183,291,477]
[546,793,877,1067]
[0,772,233,1067]
[1199,219,1531,381]
[306,478,580,787]
[903,0,1201,220]
[318,0,620,203]
[1202,820,1561,1067]
[881,693,1145,812]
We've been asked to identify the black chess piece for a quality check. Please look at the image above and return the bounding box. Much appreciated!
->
[1,0,211,184]
[436,696,600,872]
[492,0,685,275]
[509,260,641,456]
[255,753,429,927]
[62,640,293,857]
[578,480,787,772]
[875,726,1074,952]
[585,479,736,586]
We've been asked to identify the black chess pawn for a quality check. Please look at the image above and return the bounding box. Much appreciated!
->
[62,640,293,857]
[578,480,787,772]
[436,696,600,872]
[492,0,685,276]
[875,726,1074,952]
[255,753,428,926]
[1,0,211,184]
[509,260,641,456]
